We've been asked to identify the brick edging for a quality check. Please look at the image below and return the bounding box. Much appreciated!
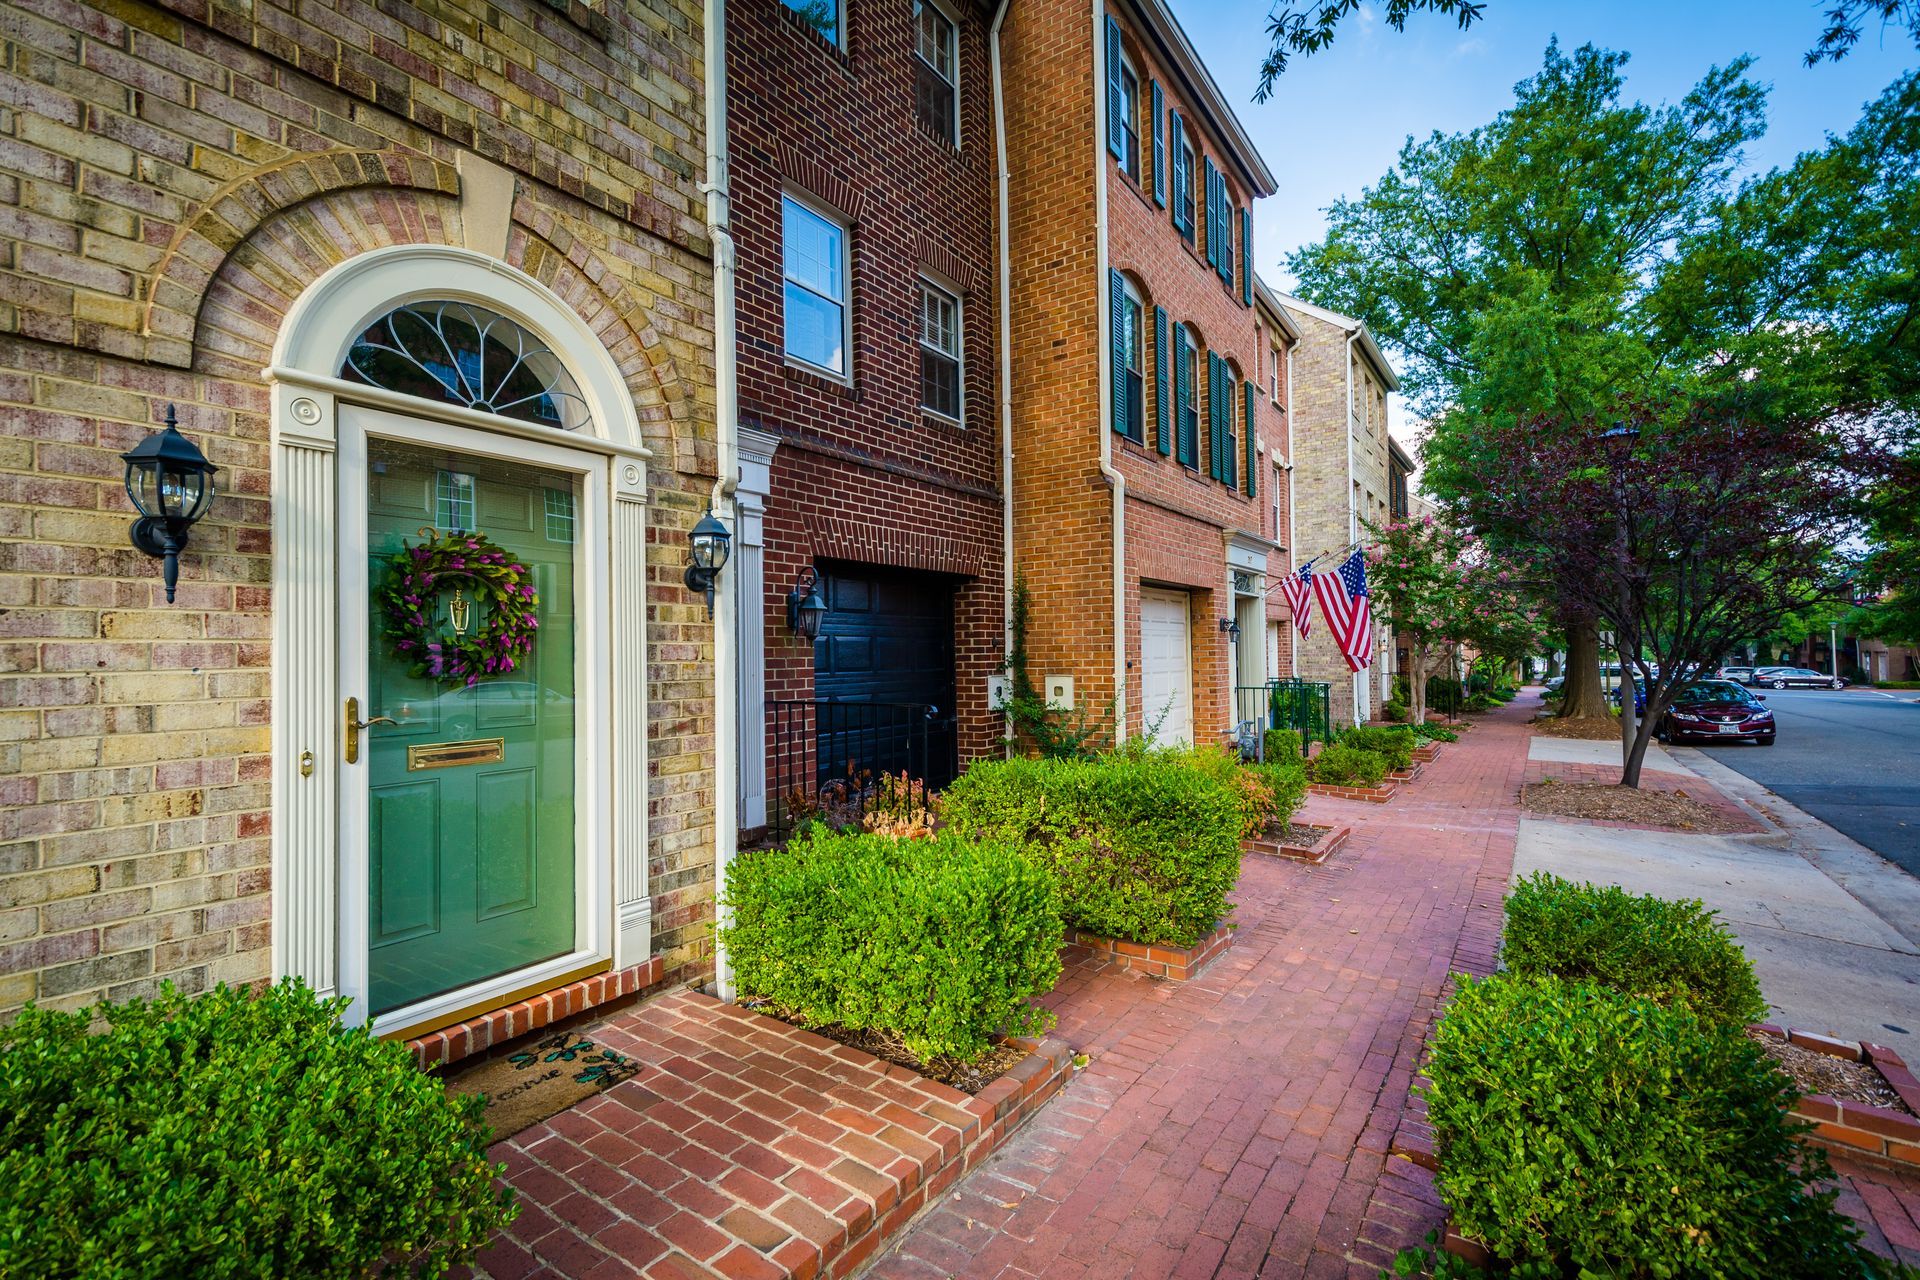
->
[1307,780,1400,804]
[1063,923,1234,981]
[1751,1024,1920,1168]
[1245,824,1352,864]
[405,955,667,1071]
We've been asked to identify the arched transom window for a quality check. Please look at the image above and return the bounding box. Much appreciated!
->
[340,301,591,432]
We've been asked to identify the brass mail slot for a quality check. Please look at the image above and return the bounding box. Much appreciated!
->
[407,737,505,771]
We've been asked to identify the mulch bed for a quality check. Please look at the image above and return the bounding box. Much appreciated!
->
[1520,778,1752,833]
[1751,1031,1916,1115]
[737,998,1026,1094]
[1274,822,1332,848]
[1532,714,1625,741]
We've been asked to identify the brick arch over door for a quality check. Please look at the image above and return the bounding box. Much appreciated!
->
[190,186,685,465]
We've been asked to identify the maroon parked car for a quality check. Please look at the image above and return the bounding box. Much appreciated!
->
[1656,680,1776,746]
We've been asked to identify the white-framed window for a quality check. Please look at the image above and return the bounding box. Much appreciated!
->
[782,191,850,379]
[1120,278,1144,443]
[919,277,962,422]
[1271,346,1282,403]
[784,0,842,47]
[913,0,958,145]
[1117,53,1141,182]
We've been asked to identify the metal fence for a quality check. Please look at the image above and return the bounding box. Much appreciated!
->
[765,699,941,839]
[1234,679,1335,759]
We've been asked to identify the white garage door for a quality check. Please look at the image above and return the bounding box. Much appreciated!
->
[1140,587,1192,746]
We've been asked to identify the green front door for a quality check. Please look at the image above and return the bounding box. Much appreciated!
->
[363,437,579,1016]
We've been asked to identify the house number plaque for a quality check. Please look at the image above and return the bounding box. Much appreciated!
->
[407,737,506,771]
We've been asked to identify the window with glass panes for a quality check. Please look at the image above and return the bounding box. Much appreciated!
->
[919,279,961,421]
[913,0,958,145]
[1117,57,1140,181]
[783,194,849,377]
[1120,283,1144,442]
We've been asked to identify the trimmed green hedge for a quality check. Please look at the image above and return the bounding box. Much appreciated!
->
[1249,758,1309,829]
[1263,728,1303,763]
[1342,724,1415,771]
[0,980,514,1279]
[943,753,1245,948]
[721,829,1061,1062]
[1426,974,1884,1276]
[1306,743,1389,788]
[1501,872,1767,1025]
[1382,698,1410,722]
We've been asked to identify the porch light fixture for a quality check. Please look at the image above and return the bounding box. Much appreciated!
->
[786,567,828,641]
[683,508,732,618]
[120,404,218,604]
[1219,618,1241,642]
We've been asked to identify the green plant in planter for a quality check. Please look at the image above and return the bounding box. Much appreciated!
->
[1306,743,1389,787]
[1425,973,1888,1277]
[1501,872,1767,1024]
[1342,724,1415,770]
[1382,698,1410,722]
[0,980,514,1279]
[1248,758,1309,829]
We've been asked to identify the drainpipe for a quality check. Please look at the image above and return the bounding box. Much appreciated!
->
[1091,0,1128,737]
[991,0,1014,752]
[1285,341,1296,678]
[702,0,742,1001]
[1344,328,1357,725]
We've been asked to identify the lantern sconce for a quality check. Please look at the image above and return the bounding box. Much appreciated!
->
[120,404,218,604]
[683,508,733,619]
[786,567,828,641]
[1219,617,1241,642]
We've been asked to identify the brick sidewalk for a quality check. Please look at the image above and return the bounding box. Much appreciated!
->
[868,705,1536,1280]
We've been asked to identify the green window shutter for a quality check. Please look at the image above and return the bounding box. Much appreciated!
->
[1108,268,1128,437]
[1222,372,1236,488]
[1201,158,1218,269]
[1150,81,1166,207]
[1243,380,1257,496]
[1105,17,1123,160]
[1206,351,1221,479]
[1170,112,1188,234]
[1154,305,1170,455]
[1174,322,1192,465]
[1241,208,1253,305]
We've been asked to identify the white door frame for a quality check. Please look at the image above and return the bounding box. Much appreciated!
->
[337,406,612,1037]
[267,245,655,1030]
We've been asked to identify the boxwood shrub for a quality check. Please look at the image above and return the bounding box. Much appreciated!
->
[1263,728,1303,763]
[1426,973,1884,1277]
[942,753,1245,948]
[721,828,1062,1062]
[1306,743,1389,788]
[0,980,514,1279]
[1249,758,1309,829]
[1501,872,1767,1025]
[1342,725,1415,770]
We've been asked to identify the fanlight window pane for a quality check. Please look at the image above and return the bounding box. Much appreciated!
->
[341,301,592,432]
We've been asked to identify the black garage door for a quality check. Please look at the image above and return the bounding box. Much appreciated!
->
[813,563,959,790]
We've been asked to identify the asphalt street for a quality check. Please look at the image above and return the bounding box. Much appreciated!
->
[1694,687,1920,881]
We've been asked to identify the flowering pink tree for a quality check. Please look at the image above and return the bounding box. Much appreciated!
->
[1364,515,1474,725]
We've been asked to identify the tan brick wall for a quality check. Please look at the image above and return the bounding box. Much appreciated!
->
[0,0,716,1016]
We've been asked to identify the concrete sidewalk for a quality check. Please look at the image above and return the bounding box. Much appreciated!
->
[1516,734,1920,1057]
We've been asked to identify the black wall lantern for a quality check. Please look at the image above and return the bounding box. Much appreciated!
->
[786,567,827,641]
[683,508,732,618]
[1219,617,1241,642]
[121,405,218,604]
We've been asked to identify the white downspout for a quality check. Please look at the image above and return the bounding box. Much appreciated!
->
[1344,329,1358,726]
[991,0,1014,753]
[1092,0,1128,738]
[1285,341,1297,678]
[703,0,741,1001]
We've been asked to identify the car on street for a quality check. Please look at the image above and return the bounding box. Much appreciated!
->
[1716,665,1755,684]
[1543,675,1564,694]
[1753,666,1847,690]
[1655,680,1776,745]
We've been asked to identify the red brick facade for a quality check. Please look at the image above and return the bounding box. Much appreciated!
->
[1004,0,1288,747]
[728,0,1004,800]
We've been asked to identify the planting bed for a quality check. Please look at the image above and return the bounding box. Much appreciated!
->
[1063,923,1234,981]
[1752,1025,1920,1169]
[1307,780,1400,804]
[1247,824,1352,864]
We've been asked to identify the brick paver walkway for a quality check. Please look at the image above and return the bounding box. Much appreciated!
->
[867,709,1534,1280]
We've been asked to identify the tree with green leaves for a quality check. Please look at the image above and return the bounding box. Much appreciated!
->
[1848,452,1920,650]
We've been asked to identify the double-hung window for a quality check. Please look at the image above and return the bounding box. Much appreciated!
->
[1174,325,1198,468]
[1117,57,1141,182]
[913,0,958,145]
[919,278,962,422]
[782,193,850,378]
[1120,280,1143,442]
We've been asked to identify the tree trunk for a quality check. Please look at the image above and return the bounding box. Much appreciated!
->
[1621,692,1664,788]
[1619,661,1637,773]
[1410,644,1429,725]
[1556,623,1610,719]
[1546,650,1562,680]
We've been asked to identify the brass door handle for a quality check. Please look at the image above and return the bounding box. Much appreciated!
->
[344,697,399,764]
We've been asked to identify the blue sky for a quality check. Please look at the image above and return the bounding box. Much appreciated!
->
[1178,1,1916,291]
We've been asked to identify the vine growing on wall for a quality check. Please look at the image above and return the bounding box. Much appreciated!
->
[999,572,1113,760]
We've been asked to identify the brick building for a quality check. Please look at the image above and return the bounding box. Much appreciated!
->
[1001,0,1287,750]
[1274,291,1399,726]
[0,0,724,1052]
[1255,275,1300,683]
[726,0,1003,838]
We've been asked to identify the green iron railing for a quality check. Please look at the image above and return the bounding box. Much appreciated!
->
[1234,678,1334,756]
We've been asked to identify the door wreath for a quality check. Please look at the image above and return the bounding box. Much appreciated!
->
[378,528,539,687]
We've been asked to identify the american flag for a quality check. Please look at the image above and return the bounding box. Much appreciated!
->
[1280,566,1314,637]
[1312,549,1375,672]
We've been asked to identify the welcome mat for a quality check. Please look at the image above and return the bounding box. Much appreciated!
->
[443,1030,644,1139]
